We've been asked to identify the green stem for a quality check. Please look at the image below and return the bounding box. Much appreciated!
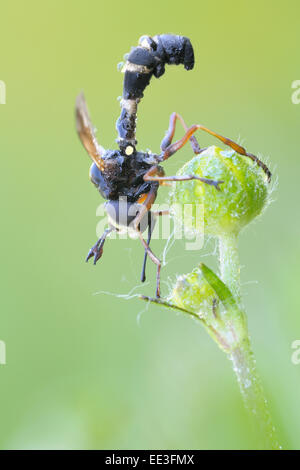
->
[219,233,241,306]
[218,234,281,449]
[230,342,281,449]
[140,290,281,448]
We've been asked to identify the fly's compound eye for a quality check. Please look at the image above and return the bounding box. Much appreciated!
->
[105,199,155,234]
[89,162,102,188]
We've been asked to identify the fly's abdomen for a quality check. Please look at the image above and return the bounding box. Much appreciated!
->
[116,34,195,151]
[151,34,194,75]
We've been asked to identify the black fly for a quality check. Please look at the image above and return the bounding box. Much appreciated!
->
[76,34,271,298]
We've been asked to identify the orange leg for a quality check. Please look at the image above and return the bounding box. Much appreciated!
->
[133,186,158,230]
[161,124,271,181]
[161,112,201,154]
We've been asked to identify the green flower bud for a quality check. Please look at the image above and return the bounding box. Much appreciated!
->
[167,263,248,353]
[168,267,233,351]
[170,145,270,236]
[169,267,217,317]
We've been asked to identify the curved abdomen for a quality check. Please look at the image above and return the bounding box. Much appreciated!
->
[116,34,195,151]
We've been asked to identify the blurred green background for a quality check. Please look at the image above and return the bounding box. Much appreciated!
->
[1,0,299,450]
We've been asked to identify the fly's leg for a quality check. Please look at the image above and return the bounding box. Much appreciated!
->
[161,112,202,154]
[161,124,271,181]
[144,165,223,191]
[86,227,113,265]
[137,228,161,298]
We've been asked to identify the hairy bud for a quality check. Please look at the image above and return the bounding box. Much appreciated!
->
[170,146,270,236]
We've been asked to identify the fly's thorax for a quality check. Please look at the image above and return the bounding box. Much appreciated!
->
[90,148,159,201]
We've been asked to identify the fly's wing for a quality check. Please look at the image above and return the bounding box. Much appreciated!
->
[75,92,105,170]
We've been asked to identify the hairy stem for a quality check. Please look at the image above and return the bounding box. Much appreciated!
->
[230,343,280,449]
[219,233,241,306]
[218,234,281,449]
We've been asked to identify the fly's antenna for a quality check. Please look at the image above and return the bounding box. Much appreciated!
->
[116,34,195,155]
